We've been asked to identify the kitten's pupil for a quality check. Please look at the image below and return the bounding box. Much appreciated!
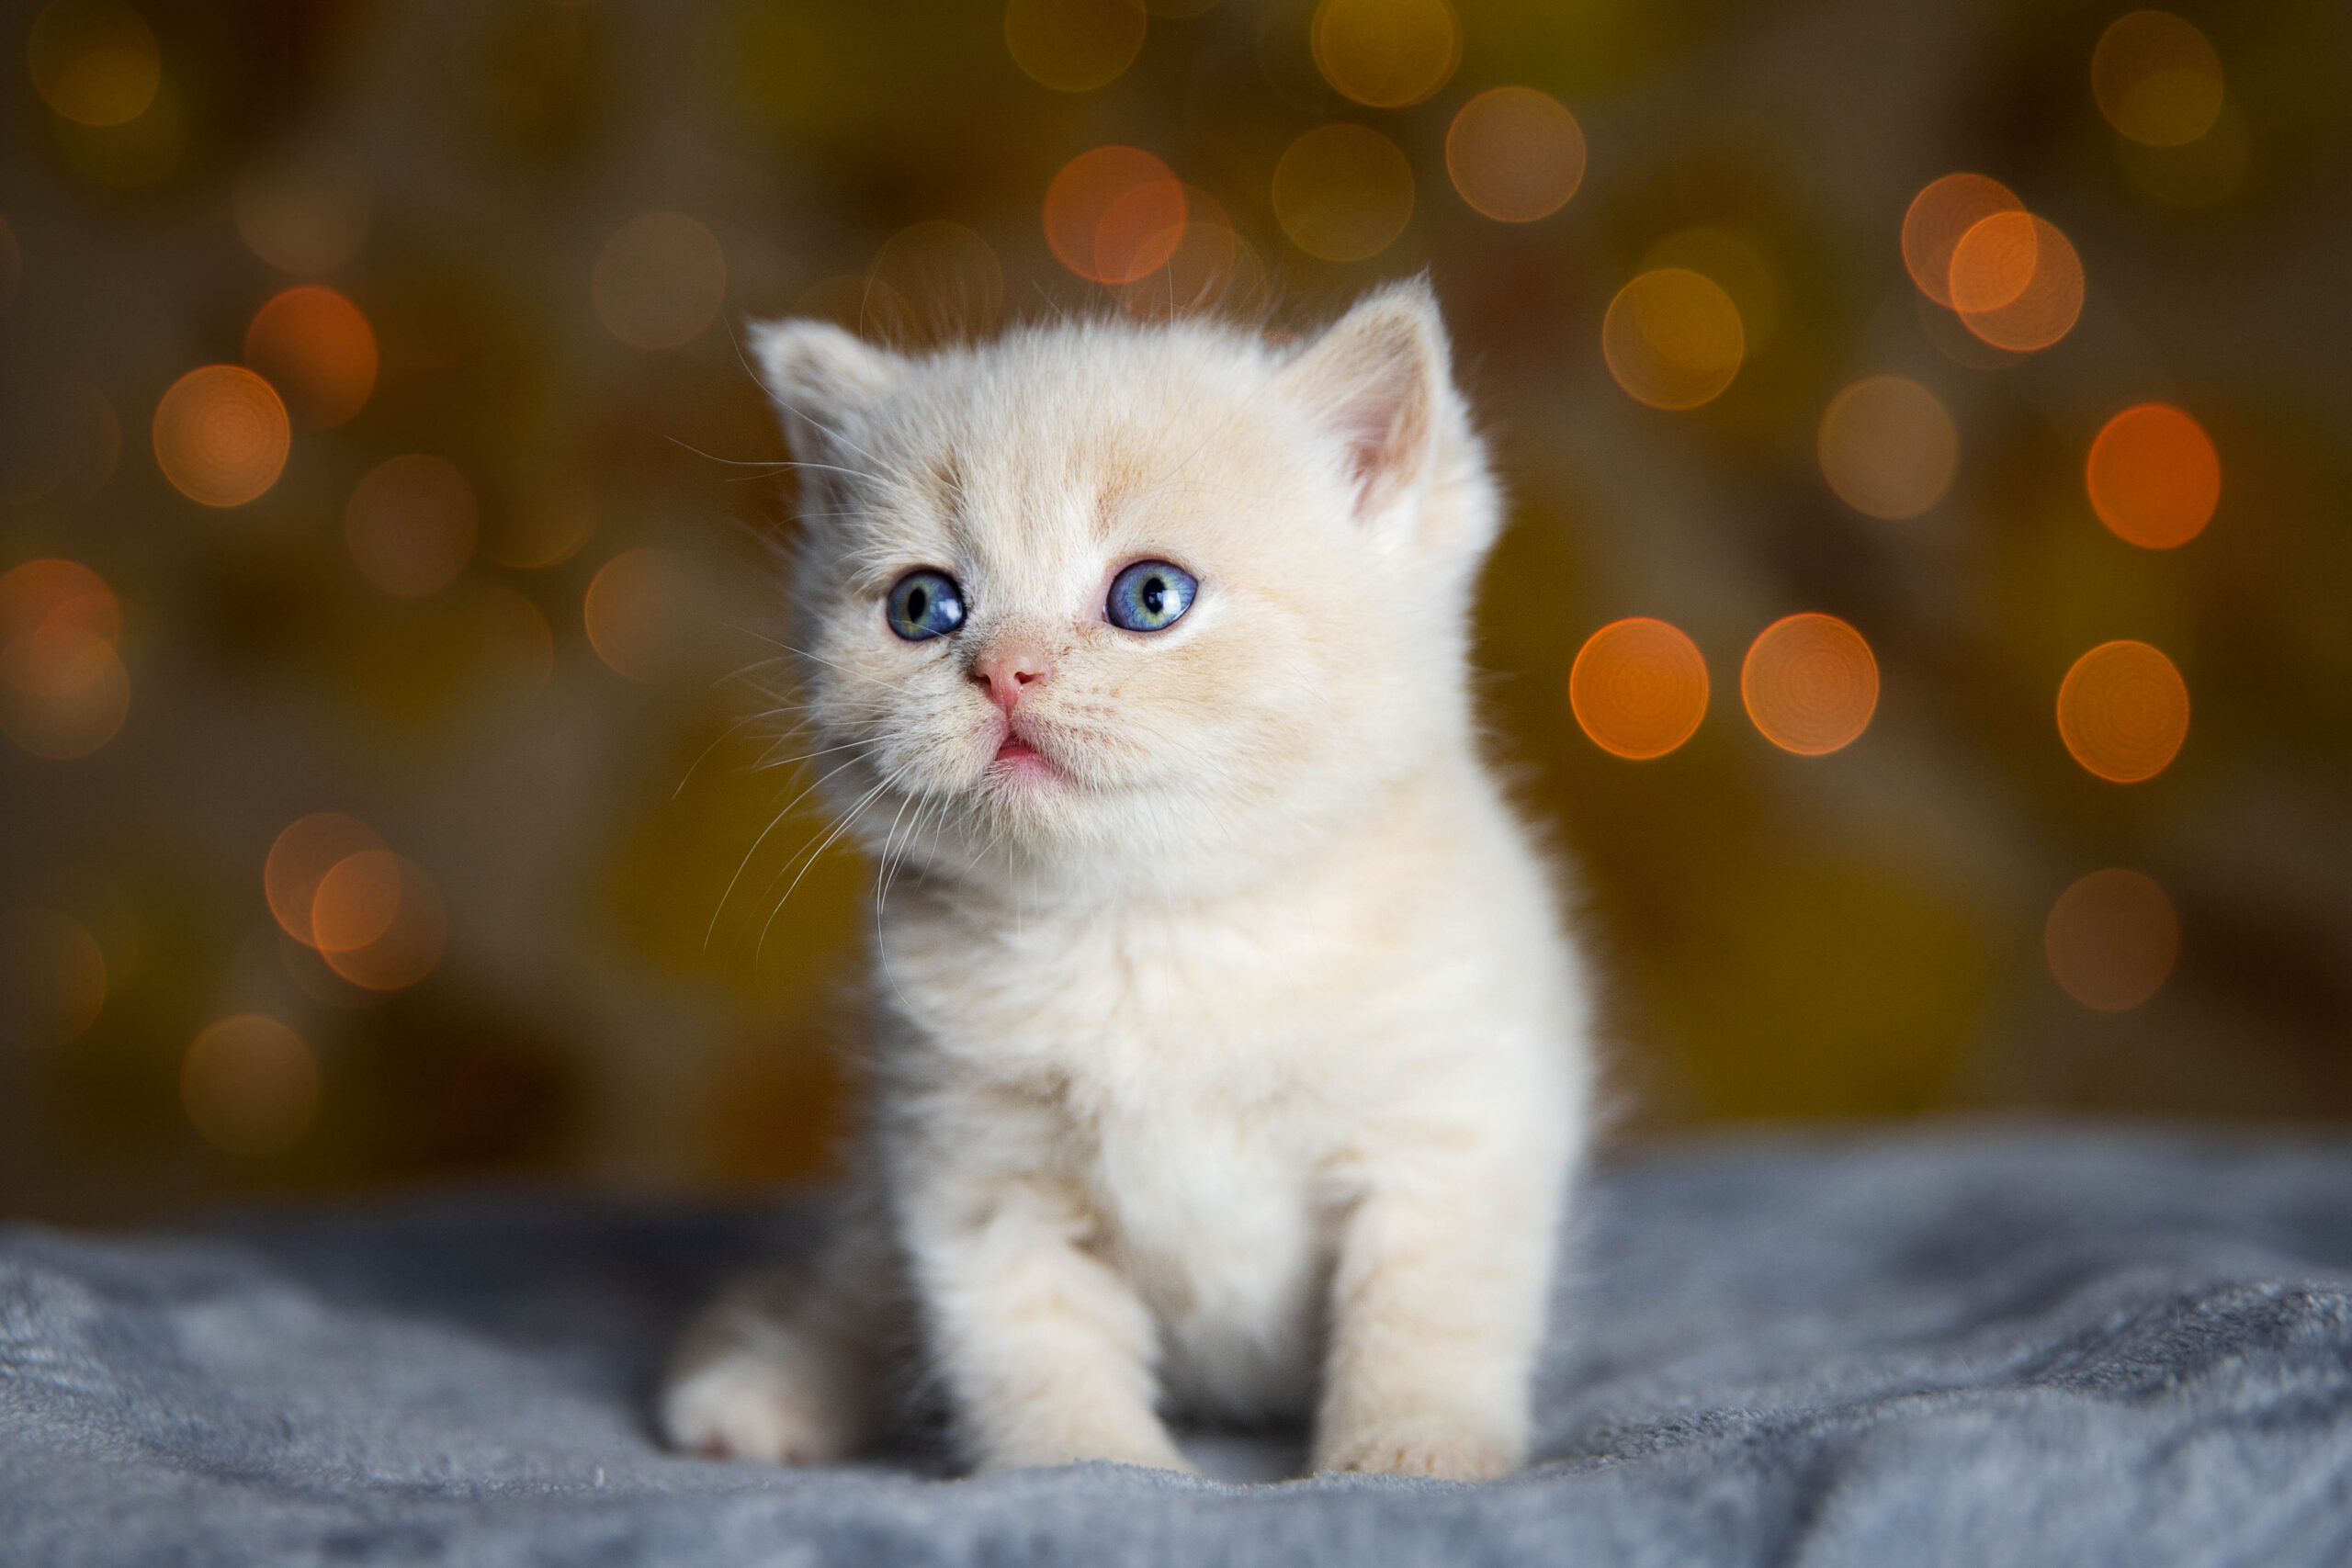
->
[909,586,929,619]
[1141,578,1164,614]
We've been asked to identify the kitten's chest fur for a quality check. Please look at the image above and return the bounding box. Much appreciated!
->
[888,870,1421,1419]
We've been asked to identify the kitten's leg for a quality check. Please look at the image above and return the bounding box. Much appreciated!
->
[905,1171,1195,1474]
[1310,1129,1566,1482]
[661,1220,890,1464]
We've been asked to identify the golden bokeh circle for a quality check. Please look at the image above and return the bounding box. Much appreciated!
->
[1043,146,1187,284]
[2092,10,2225,148]
[1900,174,2020,311]
[593,211,728,350]
[318,855,446,991]
[183,1013,319,1157]
[243,285,378,430]
[345,454,479,598]
[1950,213,2084,353]
[1272,124,1414,264]
[151,365,290,508]
[2086,403,2219,550]
[1601,269,1744,411]
[1309,0,1460,108]
[585,547,700,682]
[1817,375,1959,520]
[1004,0,1147,93]
[1445,87,1586,223]
[28,0,161,128]
[1740,614,1879,756]
[266,813,387,948]
[2045,867,2179,1012]
[2056,640,2189,784]
[1568,617,1710,761]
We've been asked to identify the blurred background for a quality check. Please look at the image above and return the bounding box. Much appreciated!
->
[3,0,2347,1224]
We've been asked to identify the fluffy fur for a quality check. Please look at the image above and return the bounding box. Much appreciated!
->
[661,281,1595,1480]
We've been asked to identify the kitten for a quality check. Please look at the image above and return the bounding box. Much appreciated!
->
[662,279,1595,1480]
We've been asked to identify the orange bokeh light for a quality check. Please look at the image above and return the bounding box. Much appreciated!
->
[1310,0,1461,109]
[1900,174,2020,311]
[2057,640,2188,784]
[2086,403,2219,549]
[1949,212,2083,353]
[345,454,478,597]
[152,365,290,507]
[1569,617,1710,760]
[266,812,387,947]
[2046,867,2179,1012]
[1817,376,1958,521]
[1114,186,1260,319]
[1445,86,1586,223]
[1601,269,1744,411]
[1044,146,1187,285]
[243,285,377,429]
[0,556,129,760]
[1740,614,1879,756]
[317,853,445,991]
[585,547,703,682]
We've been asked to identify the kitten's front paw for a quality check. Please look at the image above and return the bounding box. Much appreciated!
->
[1313,1415,1522,1482]
[662,1347,852,1466]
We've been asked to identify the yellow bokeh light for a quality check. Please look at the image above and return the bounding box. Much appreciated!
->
[182,1013,320,1157]
[1949,211,2083,354]
[1817,375,1958,520]
[0,556,129,761]
[1004,0,1147,93]
[1272,124,1414,264]
[593,211,728,350]
[2046,868,2178,1012]
[2086,403,2219,550]
[2057,640,2188,784]
[2120,95,2250,208]
[1569,617,1709,761]
[1310,0,1458,108]
[1900,173,2020,311]
[345,454,479,598]
[28,0,160,127]
[318,854,446,991]
[868,220,1005,346]
[1445,86,1585,223]
[1740,614,1879,756]
[243,285,377,430]
[586,547,700,682]
[1,905,107,1047]
[1044,146,1187,285]
[151,365,290,508]
[232,146,371,275]
[2092,10,2224,148]
[1642,229,1778,355]
[1601,269,1744,411]
[266,812,386,948]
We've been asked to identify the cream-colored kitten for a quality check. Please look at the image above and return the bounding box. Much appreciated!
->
[662,280,1594,1481]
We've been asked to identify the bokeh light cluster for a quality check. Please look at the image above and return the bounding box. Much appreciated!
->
[4,0,2346,1216]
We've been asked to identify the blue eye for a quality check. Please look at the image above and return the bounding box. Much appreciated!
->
[885,570,965,641]
[1105,560,1196,633]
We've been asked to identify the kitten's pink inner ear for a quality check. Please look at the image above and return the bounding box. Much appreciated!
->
[1282,288,1448,525]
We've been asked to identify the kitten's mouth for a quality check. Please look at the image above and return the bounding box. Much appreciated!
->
[989,723,1062,784]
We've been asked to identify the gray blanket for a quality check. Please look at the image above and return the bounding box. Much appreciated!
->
[5,1126,2351,1565]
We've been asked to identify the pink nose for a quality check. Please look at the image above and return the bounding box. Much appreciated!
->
[971,642,1052,713]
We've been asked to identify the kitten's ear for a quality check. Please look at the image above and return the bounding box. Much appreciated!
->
[747,317,906,458]
[1279,278,1453,534]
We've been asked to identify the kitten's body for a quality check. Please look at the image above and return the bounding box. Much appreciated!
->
[664,283,1594,1479]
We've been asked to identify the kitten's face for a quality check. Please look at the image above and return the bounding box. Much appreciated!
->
[758,284,1496,897]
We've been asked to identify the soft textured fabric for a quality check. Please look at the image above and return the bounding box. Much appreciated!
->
[5,1125,2351,1566]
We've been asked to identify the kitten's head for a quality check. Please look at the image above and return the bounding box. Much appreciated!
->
[755,280,1501,900]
